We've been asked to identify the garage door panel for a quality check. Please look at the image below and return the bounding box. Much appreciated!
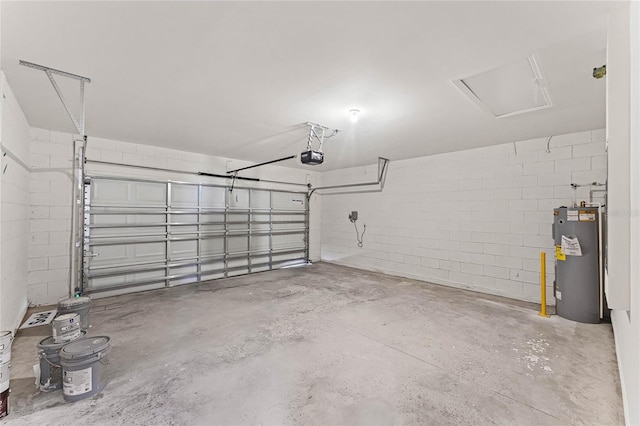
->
[201,261,225,273]
[228,212,248,221]
[132,182,166,205]
[229,189,249,208]
[251,235,270,251]
[228,257,248,268]
[228,269,249,277]
[88,269,166,291]
[92,225,166,237]
[133,242,166,259]
[252,214,270,223]
[201,271,225,280]
[272,191,306,210]
[89,244,129,267]
[89,241,166,267]
[251,190,270,208]
[202,212,225,221]
[273,252,306,263]
[170,213,198,223]
[228,236,248,253]
[273,224,304,232]
[84,177,308,295]
[169,265,198,286]
[172,227,198,236]
[93,180,166,206]
[229,220,249,231]
[252,224,270,232]
[272,234,304,249]
[252,255,271,272]
[170,240,197,259]
[201,187,226,208]
[202,238,224,255]
[201,225,224,235]
[171,184,198,207]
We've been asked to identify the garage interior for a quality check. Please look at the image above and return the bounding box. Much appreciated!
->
[0,1,638,425]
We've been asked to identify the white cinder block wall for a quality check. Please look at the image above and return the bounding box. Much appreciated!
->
[0,73,30,332]
[28,129,321,305]
[28,130,75,305]
[320,129,607,304]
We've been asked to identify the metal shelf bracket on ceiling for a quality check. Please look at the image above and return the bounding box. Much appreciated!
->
[19,60,91,136]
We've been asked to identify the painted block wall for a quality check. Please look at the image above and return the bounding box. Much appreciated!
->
[320,129,607,304]
[28,129,75,306]
[0,72,30,332]
[28,129,321,305]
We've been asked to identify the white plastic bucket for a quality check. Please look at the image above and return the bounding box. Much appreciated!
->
[0,332,12,365]
[58,297,92,331]
[61,336,111,402]
[0,362,10,393]
[38,331,86,392]
[52,313,81,344]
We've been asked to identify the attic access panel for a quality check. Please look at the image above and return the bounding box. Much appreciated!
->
[453,55,552,118]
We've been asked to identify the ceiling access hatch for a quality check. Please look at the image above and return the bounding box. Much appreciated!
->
[453,55,552,118]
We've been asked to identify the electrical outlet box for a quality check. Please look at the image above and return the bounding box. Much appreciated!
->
[348,211,358,221]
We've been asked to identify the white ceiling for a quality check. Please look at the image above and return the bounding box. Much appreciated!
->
[1,1,616,171]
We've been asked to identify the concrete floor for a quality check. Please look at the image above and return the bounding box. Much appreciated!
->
[4,262,623,425]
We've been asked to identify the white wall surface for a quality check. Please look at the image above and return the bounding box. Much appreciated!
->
[609,3,640,425]
[607,2,631,312]
[0,72,30,332]
[320,129,607,304]
[28,129,321,304]
[28,129,75,305]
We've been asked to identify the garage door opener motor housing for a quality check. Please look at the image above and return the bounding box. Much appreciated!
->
[301,150,324,165]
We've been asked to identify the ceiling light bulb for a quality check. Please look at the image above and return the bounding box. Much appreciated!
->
[349,109,360,123]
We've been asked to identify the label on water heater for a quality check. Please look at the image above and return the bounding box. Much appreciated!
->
[556,290,562,300]
[63,367,92,396]
[567,210,579,221]
[578,210,596,222]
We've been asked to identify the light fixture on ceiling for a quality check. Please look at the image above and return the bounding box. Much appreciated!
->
[349,109,360,123]
[452,55,552,118]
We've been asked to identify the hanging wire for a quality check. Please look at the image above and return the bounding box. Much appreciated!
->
[352,221,366,248]
[546,136,552,153]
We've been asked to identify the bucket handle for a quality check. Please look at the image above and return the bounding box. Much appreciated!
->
[57,351,107,367]
[39,353,61,369]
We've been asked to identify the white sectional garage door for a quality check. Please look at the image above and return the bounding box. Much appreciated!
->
[82,176,308,295]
